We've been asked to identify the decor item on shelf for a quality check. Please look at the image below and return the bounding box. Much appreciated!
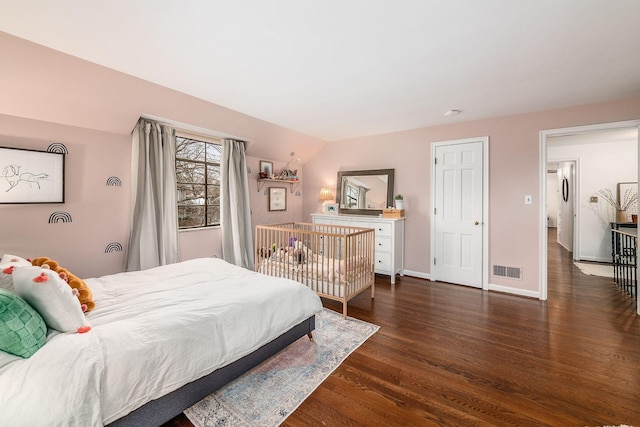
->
[259,161,273,178]
[277,169,299,180]
[320,187,334,212]
[383,208,405,218]
[394,194,404,210]
[597,187,637,223]
[325,202,338,214]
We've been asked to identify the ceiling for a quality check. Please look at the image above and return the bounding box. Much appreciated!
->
[1,0,640,142]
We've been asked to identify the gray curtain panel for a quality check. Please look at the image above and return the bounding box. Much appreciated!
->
[221,139,254,269]
[125,118,179,272]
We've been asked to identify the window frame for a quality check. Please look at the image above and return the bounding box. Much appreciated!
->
[175,132,222,230]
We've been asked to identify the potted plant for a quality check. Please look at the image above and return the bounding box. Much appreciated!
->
[394,194,404,210]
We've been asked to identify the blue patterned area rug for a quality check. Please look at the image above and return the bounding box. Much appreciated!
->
[184,308,379,427]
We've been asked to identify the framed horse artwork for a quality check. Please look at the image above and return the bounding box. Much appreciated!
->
[0,146,65,204]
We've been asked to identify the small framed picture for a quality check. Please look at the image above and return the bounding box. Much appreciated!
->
[325,203,338,214]
[260,160,273,178]
[269,187,287,211]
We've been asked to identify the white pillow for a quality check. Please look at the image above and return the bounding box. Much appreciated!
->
[13,266,91,334]
[0,254,32,293]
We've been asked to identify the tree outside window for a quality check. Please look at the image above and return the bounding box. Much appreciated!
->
[176,135,221,228]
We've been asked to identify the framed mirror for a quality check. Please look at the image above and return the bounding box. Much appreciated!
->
[336,169,394,215]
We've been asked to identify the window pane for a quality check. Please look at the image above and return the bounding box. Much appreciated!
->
[207,206,220,226]
[176,160,205,184]
[177,184,206,205]
[206,166,220,184]
[178,206,205,228]
[176,138,205,161]
[206,143,222,163]
[207,185,220,204]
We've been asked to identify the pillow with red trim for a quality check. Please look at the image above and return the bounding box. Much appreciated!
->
[0,254,32,293]
[31,257,95,312]
[13,266,91,334]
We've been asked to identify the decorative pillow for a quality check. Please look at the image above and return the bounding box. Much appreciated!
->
[31,257,95,312]
[13,266,91,334]
[0,254,32,293]
[0,288,47,358]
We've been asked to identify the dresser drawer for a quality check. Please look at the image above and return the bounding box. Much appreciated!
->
[369,221,392,237]
[375,251,392,271]
[375,236,392,252]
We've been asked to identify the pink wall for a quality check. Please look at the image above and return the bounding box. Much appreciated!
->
[0,114,131,278]
[0,32,315,277]
[302,97,640,295]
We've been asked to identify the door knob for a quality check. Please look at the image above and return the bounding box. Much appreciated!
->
[475,221,480,225]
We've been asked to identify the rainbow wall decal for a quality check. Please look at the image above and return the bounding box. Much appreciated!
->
[106,176,122,186]
[104,242,123,253]
[47,142,68,154]
[48,211,72,223]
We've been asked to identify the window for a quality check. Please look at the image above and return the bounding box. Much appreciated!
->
[175,134,222,229]
[346,184,358,208]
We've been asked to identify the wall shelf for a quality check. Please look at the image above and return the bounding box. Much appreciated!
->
[257,178,300,193]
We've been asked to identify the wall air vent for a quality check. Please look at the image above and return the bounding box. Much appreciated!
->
[493,265,522,280]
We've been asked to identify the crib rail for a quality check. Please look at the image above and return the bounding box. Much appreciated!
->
[255,222,375,318]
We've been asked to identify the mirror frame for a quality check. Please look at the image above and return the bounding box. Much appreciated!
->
[336,168,395,216]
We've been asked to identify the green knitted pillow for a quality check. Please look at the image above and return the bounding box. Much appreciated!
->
[0,288,47,358]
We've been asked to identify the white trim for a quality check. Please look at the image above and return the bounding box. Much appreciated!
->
[488,283,540,299]
[539,119,640,306]
[430,136,489,291]
[402,269,430,280]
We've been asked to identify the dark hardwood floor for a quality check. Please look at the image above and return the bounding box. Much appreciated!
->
[165,233,640,426]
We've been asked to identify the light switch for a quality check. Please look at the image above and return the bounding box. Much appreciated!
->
[524,195,532,205]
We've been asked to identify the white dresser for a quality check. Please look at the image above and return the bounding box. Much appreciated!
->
[311,213,405,284]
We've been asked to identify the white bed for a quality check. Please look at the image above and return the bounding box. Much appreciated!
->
[0,257,323,427]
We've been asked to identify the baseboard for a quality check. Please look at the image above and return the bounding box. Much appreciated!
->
[401,269,430,280]
[488,283,540,299]
[399,273,541,298]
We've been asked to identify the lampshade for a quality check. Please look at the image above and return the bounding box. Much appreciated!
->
[320,187,333,201]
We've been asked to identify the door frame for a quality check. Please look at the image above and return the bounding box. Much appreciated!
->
[430,136,490,290]
[539,119,640,303]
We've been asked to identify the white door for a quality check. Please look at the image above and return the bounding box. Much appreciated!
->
[433,140,484,287]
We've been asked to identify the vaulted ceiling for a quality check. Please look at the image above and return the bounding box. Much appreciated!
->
[1,1,640,141]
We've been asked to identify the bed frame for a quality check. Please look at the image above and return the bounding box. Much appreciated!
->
[107,315,315,427]
[255,222,375,318]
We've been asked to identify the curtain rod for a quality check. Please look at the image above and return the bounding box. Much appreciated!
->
[139,114,253,148]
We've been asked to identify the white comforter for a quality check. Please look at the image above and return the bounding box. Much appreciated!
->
[0,258,323,426]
